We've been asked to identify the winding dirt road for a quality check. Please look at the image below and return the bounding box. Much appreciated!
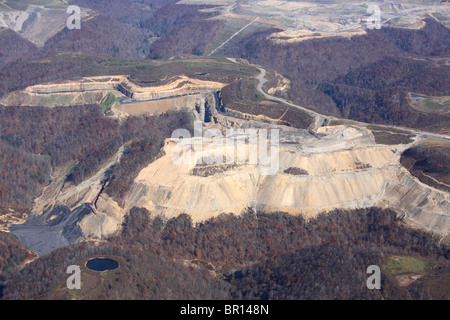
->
[254,66,327,131]
[239,58,450,140]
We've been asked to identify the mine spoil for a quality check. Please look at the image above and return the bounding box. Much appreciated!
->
[10,204,93,256]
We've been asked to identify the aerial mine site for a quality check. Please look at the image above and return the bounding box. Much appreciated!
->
[0,0,449,304]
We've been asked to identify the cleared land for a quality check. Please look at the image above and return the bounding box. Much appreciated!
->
[181,0,450,44]
[1,0,68,10]
[383,255,430,275]
[49,255,125,300]
[367,125,416,145]
[381,254,450,298]
[410,93,450,115]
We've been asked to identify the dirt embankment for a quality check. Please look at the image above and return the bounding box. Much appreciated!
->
[5,75,225,104]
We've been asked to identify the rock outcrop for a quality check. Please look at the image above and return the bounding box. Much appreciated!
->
[116,76,225,101]
[123,121,449,238]
[23,75,225,101]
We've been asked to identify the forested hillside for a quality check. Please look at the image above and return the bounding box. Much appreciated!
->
[0,105,193,214]
[1,207,448,299]
[0,29,38,67]
[0,231,35,276]
[2,0,224,62]
[401,142,450,192]
[221,19,450,129]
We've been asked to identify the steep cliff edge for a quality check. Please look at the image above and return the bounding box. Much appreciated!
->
[124,122,449,238]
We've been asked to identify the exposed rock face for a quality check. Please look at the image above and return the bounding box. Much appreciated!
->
[25,76,123,94]
[123,122,450,237]
[124,124,392,220]
[114,91,220,123]
[0,90,104,107]
[117,75,225,101]
[382,171,450,235]
[10,74,225,103]
[3,75,226,123]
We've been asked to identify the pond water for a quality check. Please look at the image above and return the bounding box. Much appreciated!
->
[86,258,119,271]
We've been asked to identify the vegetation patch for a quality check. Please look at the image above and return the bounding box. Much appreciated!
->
[100,93,121,115]
[367,125,415,145]
[383,255,430,276]
[354,162,371,170]
[370,131,414,145]
[327,119,362,127]
[410,93,450,114]
[191,164,239,177]
[419,137,450,148]
[283,167,309,175]
[65,161,77,177]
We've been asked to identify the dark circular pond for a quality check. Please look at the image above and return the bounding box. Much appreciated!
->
[86,258,119,271]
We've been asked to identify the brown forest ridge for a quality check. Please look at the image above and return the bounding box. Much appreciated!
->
[221,18,450,131]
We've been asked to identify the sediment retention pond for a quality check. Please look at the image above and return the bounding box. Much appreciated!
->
[86,258,119,272]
